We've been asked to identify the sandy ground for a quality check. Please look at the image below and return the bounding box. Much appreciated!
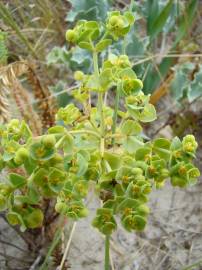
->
[67,182,202,270]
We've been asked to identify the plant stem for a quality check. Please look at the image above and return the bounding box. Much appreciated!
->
[93,51,105,136]
[105,235,110,270]
[111,82,121,145]
[98,92,105,136]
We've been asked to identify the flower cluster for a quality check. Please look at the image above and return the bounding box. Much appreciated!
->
[0,10,200,239]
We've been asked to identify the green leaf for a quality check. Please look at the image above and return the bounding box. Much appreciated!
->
[170,137,182,150]
[95,39,112,52]
[150,0,174,41]
[78,41,94,51]
[7,211,26,231]
[99,68,113,90]
[139,104,157,122]
[104,152,122,170]
[63,134,74,153]
[48,125,66,134]
[135,147,151,161]
[121,120,142,136]
[170,69,189,100]
[70,47,92,72]
[143,0,198,94]
[48,168,66,193]
[30,168,48,186]
[187,66,202,102]
[27,186,40,204]
[86,74,100,90]
[101,222,116,235]
[133,215,146,231]
[119,67,137,80]
[49,81,72,108]
[121,215,133,232]
[146,0,159,35]
[124,11,135,25]
[73,180,88,197]
[9,173,26,188]
[77,153,88,176]
[24,158,37,174]
[46,47,70,65]
[153,138,171,160]
[30,142,55,161]
[66,0,109,22]
[24,208,44,229]
[123,136,144,154]
[126,30,149,58]
[117,198,140,212]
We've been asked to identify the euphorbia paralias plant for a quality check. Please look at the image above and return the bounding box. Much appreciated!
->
[0,9,200,270]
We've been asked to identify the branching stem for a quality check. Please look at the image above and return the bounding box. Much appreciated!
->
[112,82,121,145]
[93,51,105,137]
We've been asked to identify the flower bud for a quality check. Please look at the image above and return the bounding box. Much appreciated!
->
[189,168,200,178]
[55,202,67,214]
[141,185,151,194]
[171,176,187,187]
[25,209,44,229]
[133,215,146,231]
[132,168,143,176]
[182,135,198,153]
[74,71,84,81]
[42,135,56,148]
[51,153,63,163]
[78,208,89,218]
[109,16,119,26]
[137,204,150,216]
[155,181,165,189]
[14,147,29,164]
[66,29,77,43]
[117,18,125,28]
[7,212,19,226]
[160,168,169,179]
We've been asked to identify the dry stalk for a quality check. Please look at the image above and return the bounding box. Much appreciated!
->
[27,63,56,129]
[0,60,56,131]
[0,83,10,122]
[12,79,42,135]
[0,61,41,134]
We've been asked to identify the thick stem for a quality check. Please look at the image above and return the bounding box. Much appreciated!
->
[98,92,105,136]
[111,83,121,145]
[93,51,105,136]
[105,235,110,270]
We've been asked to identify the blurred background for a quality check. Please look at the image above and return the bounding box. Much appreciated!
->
[0,0,202,269]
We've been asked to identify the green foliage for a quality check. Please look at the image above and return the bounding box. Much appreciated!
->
[142,0,199,94]
[66,0,109,22]
[47,0,199,103]
[148,0,173,41]
[170,63,202,102]
[0,8,200,246]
